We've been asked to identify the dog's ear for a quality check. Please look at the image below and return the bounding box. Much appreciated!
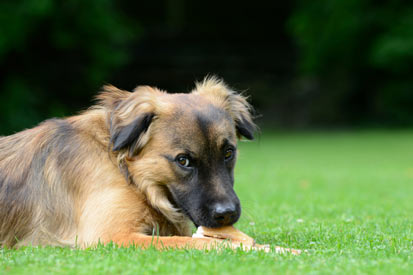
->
[111,112,154,152]
[193,76,257,140]
[109,85,163,155]
[96,85,131,110]
[234,112,255,140]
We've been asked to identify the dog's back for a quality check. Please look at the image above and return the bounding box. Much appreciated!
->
[0,128,36,247]
[0,120,76,247]
[0,115,115,247]
[0,106,152,248]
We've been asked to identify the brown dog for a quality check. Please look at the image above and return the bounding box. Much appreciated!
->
[0,77,257,249]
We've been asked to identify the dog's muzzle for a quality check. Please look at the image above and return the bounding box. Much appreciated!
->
[211,202,238,226]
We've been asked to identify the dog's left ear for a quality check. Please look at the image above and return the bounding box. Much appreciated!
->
[193,76,257,140]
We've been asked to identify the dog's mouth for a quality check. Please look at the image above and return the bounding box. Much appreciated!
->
[164,185,198,226]
[164,186,181,211]
[164,185,240,228]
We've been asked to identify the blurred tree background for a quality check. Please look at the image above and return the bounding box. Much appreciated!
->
[1,0,413,135]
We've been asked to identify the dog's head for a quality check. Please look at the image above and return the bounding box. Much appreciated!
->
[98,77,256,228]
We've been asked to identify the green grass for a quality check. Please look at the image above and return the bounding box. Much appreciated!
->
[1,130,413,274]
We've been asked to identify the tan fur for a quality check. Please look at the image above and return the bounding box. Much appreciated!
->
[193,76,256,138]
[0,77,255,249]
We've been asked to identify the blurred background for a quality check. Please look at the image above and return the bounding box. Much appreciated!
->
[1,0,413,135]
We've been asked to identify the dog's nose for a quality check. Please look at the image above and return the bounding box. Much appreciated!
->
[212,203,238,226]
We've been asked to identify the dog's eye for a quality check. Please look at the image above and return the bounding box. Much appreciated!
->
[176,156,190,167]
[224,148,234,161]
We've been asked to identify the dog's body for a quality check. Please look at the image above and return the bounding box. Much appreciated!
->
[0,77,256,248]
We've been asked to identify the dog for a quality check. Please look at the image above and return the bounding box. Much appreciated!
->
[0,77,257,249]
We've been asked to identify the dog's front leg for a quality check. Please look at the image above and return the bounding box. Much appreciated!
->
[109,233,231,250]
[108,233,286,253]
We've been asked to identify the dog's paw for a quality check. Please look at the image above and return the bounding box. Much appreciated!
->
[192,226,302,255]
[193,226,255,246]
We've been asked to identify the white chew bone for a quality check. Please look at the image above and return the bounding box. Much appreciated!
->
[192,226,205,238]
[191,225,302,255]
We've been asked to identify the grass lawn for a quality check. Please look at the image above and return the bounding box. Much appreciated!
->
[1,130,413,274]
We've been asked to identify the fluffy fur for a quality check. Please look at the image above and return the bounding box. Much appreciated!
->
[0,76,256,248]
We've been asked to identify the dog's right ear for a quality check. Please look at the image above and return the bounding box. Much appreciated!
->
[111,112,154,152]
[96,85,131,110]
[108,85,163,155]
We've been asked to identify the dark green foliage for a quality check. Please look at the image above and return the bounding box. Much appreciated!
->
[288,0,413,126]
[1,1,413,134]
[0,0,139,134]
